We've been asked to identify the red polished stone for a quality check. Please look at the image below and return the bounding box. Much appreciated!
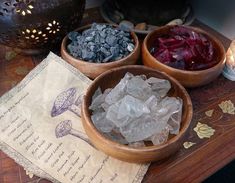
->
[151,26,217,71]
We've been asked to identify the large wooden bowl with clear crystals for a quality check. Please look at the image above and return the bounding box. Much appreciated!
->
[81,65,193,163]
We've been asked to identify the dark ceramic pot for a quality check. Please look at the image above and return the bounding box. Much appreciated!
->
[0,0,85,54]
[116,0,187,25]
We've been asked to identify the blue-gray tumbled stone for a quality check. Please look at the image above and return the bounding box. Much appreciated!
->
[118,20,134,31]
[67,23,134,63]
[106,35,118,46]
[103,54,114,62]
[82,50,95,60]
[100,47,111,57]
[110,46,120,57]
[85,36,94,42]
[96,24,106,31]
[68,31,80,41]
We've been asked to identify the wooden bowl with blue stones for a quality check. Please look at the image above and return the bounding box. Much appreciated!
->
[61,23,140,79]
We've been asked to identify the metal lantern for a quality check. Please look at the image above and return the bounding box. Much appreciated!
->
[0,0,86,54]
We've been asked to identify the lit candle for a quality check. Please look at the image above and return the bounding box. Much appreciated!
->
[223,40,235,81]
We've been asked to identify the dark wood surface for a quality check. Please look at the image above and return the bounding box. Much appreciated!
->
[0,8,235,183]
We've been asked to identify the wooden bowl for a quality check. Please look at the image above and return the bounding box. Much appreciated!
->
[142,25,226,88]
[61,24,140,79]
[81,65,193,163]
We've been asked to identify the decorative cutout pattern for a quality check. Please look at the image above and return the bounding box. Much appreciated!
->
[0,0,86,50]
[21,28,48,44]
[183,142,196,149]
[205,109,214,117]
[46,20,61,34]
[194,122,215,139]
[218,100,235,115]
[15,0,34,16]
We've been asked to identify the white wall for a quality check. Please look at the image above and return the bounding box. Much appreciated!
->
[191,0,235,39]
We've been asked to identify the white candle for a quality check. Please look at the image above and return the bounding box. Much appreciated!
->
[227,40,235,69]
[223,40,235,81]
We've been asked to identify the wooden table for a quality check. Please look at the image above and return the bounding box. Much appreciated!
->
[0,9,235,183]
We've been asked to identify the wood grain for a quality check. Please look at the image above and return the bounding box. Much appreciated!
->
[0,8,234,183]
[143,87,235,182]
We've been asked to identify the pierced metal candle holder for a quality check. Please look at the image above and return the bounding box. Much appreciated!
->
[0,0,85,54]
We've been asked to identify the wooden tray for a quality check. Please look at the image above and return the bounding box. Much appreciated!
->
[0,8,234,183]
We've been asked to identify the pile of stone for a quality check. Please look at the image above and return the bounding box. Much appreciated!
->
[90,73,183,147]
[67,23,135,63]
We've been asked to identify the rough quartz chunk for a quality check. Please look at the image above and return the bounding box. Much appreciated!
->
[92,87,102,101]
[167,98,183,134]
[91,112,115,133]
[150,126,170,145]
[117,95,150,119]
[90,73,183,145]
[144,95,159,111]
[89,87,111,111]
[106,95,150,128]
[105,73,133,105]
[106,100,130,127]
[146,77,171,97]
[120,114,168,143]
[126,76,152,100]
[104,132,128,144]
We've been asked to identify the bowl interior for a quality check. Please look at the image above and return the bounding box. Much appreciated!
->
[145,25,225,72]
[62,24,139,64]
[83,65,193,149]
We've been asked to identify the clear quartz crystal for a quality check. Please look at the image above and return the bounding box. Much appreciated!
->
[89,93,105,111]
[126,76,152,100]
[167,98,183,134]
[117,95,150,119]
[106,95,150,127]
[92,87,102,101]
[146,77,171,97]
[150,126,170,145]
[91,112,115,133]
[90,73,183,145]
[105,73,133,105]
[104,132,128,144]
[144,95,159,111]
[120,114,167,143]
[89,88,111,111]
[106,100,130,127]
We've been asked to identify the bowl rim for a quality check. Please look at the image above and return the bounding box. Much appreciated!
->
[61,23,140,66]
[143,25,226,74]
[82,65,193,152]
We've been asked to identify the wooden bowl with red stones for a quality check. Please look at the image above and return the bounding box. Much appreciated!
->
[81,65,193,163]
[142,25,226,88]
[61,24,140,79]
